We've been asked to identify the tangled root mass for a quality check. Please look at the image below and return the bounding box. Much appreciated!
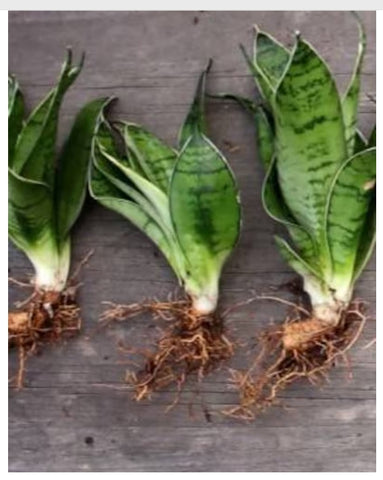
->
[101,298,234,402]
[225,300,368,421]
[8,287,81,389]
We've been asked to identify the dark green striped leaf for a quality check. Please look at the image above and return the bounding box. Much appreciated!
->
[327,147,375,286]
[240,44,273,104]
[178,59,212,148]
[254,27,290,88]
[55,97,114,242]
[119,122,177,193]
[263,157,318,270]
[274,37,347,274]
[170,133,241,286]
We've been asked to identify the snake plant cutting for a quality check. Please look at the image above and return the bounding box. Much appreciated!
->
[8,50,111,385]
[90,62,241,398]
[222,15,375,417]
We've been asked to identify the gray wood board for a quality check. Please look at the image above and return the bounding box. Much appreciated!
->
[8,11,376,472]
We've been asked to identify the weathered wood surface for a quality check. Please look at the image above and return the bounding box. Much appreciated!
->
[8,11,376,472]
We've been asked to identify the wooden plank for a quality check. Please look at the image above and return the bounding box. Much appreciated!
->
[8,11,376,472]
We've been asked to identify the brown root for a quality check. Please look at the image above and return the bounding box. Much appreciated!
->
[224,300,368,421]
[8,287,81,389]
[100,297,234,403]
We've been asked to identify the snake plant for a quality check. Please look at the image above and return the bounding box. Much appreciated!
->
[90,61,241,315]
[230,15,375,326]
[8,50,110,295]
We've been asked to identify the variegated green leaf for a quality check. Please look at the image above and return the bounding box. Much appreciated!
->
[8,76,24,163]
[274,37,347,274]
[263,157,318,269]
[240,44,273,104]
[178,59,212,148]
[352,197,375,283]
[98,147,174,235]
[55,97,114,242]
[327,147,376,287]
[119,122,177,193]
[342,13,366,156]
[13,50,84,186]
[170,133,241,288]
[90,153,184,280]
[274,235,328,306]
[253,26,290,89]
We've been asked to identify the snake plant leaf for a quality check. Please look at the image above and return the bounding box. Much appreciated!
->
[368,126,376,147]
[94,141,159,221]
[342,13,366,156]
[327,147,376,288]
[172,59,241,291]
[253,26,290,89]
[89,113,183,276]
[352,197,375,283]
[8,169,52,252]
[90,146,182,278]
[254,106,274,169]
[118,122,177,193]
[178,59,212,149]
[91,161,175,262]
[240,44,273,104]
[12,49,84,186]
[353,130,368,154]
[92,117,176,242]
[55,97,114,242]
[262,157,318,268]
[274,37,347,272]
[170,133,241,292]
[274,235,326,304]
[8,76,24,162]
[99,147,174,235]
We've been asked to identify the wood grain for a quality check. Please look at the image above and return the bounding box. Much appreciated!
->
[8,11,376,472]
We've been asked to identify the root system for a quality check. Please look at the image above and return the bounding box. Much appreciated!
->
[8,252,92,389]
[100,297,234,403]
[8,287,81,389]
[225,300,368,421]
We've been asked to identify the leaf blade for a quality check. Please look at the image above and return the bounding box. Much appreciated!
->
[55,97,114,242]
[327,147,376,287]
[170,133,241,288]
[8,75,24,164]
[274,37,347,274]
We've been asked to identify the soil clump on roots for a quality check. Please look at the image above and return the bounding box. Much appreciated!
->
[100,297,234,403]
[225,299,368,421]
